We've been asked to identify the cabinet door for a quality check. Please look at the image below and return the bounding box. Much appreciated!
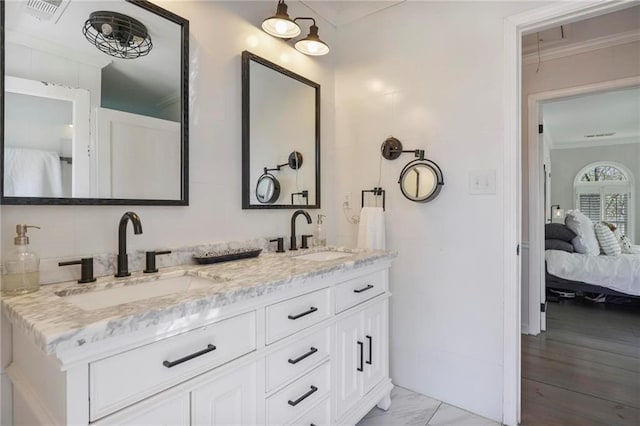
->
[335,311,364,417]
[191,362,257,426]
[363,301,387,393]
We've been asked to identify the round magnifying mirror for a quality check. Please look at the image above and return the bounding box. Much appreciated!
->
[399,162,442,202]
[256,173,281,204]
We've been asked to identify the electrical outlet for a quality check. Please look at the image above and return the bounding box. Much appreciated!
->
[344,192,352,208]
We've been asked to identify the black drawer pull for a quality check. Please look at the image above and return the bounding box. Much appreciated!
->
[353,284,374,293]
[366,335,373,365]
[288,347,318,364]
[357,341,364,372]
[162,344,216,368]
[288,385,318,406]
[288,306,318,320]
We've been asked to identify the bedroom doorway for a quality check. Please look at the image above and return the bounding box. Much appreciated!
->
[521,11,640,423]
[527,79,640,335]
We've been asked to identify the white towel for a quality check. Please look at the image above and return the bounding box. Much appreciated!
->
[357,206,386,250]
[4,147,63,197]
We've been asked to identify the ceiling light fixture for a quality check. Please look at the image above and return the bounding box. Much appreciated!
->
[294,18,330,56]
[82,11,153,59]
[261,0,301,39]
[261,2,329,56]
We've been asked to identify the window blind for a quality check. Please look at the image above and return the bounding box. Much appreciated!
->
[578,193,601,223]
[605,193,628,235]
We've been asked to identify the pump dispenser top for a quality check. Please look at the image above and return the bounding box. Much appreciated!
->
[14,224,40,245]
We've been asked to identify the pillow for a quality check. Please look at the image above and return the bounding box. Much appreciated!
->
[545,223,577,242]
[594,223,621,255]
[565,210,600,255]
[613,229,634,254]
[545,239,574,253]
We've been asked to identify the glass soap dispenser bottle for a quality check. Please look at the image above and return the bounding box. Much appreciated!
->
[315,214,326,247]
[2,225,41,295]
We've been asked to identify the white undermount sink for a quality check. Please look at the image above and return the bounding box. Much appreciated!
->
[293,250,354,261]
[57,274,224,311]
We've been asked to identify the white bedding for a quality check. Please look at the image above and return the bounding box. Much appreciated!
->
[545,249,640,296]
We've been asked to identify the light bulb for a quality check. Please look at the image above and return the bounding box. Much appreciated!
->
[307,42,319,53]
[275,20,288,35]
[101,23,113,36]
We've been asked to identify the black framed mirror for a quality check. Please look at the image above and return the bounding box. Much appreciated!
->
[1,0,189,205]
[242,51,320,209]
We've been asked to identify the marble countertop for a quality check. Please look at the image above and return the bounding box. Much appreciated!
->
[1,247,396,355]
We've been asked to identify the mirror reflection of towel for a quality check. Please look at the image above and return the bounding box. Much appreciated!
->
[357,206,386,250]
[4,147,63,197]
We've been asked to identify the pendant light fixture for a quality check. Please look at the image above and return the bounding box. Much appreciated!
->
[261,2,329,56]
[261,0,301,39]
[82,11,153,59]
[294,18,329,56]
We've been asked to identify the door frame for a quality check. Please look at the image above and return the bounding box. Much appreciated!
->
[527,76,640,337]
[502,1,636,424]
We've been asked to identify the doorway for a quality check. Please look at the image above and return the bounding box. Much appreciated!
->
[503,2,640,425]
[523,82,640,424]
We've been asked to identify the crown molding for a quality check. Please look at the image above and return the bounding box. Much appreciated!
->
[549,135,640,150]
[523,29,640,65]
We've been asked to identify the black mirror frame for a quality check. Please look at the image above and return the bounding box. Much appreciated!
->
[0,0,190,206]
[241,51,321,210]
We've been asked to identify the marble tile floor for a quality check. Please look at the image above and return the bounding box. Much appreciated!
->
[357,386,501,426]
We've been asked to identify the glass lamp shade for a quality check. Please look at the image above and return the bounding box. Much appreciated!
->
[294,25,329,56]
[261,1,300,38]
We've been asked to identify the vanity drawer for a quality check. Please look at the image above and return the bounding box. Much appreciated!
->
[289,397,331,426]
[89,311,256,420]
[266,326,330,392]
[266,361,331,426]
[335,270,386,313]
[266,288,330,344]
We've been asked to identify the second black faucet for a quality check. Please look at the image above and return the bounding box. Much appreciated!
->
[116,211,143,277]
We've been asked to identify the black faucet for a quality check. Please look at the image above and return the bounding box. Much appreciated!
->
[290,209,312,250]
[116,211,143,277]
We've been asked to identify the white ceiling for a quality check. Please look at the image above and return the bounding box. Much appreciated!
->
[543,87,640,150]
[301,0,405,27]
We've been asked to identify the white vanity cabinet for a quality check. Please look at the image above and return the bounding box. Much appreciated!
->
[5,262,393,426]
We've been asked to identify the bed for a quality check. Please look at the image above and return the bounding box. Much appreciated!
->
[545,249,640,298]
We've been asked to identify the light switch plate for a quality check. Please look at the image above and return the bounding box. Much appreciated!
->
[469,170,496,194]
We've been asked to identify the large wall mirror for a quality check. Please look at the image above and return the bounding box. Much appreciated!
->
[1,0,189,205]
[242,51,320,209]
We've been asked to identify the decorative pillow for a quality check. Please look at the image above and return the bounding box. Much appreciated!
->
[613,229,634,254]
[601,221,617,232]
[545,223,577,242]
[545,239,574,253]
[594,223,621,255]
[565,210,600,255]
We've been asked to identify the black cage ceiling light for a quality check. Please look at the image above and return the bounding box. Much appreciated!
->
[261,1,329,56]
[82,11,153,59]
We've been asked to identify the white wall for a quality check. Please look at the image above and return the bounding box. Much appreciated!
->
[334,2,543,422]
[521,40,640,326]
[550,143,640,242]
[1,1,336,260]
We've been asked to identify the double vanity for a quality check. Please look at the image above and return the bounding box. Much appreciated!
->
[2,247,395,425]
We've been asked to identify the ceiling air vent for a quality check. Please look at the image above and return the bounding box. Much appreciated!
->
[585,132,616,138]
[24,0,68,22]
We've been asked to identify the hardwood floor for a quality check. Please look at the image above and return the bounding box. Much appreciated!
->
[521,298,640,425]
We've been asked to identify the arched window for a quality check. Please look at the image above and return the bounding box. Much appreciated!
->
[574,162,634,237]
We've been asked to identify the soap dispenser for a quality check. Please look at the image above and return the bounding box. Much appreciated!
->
[2,225,41,295]
[314,214,326,247]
